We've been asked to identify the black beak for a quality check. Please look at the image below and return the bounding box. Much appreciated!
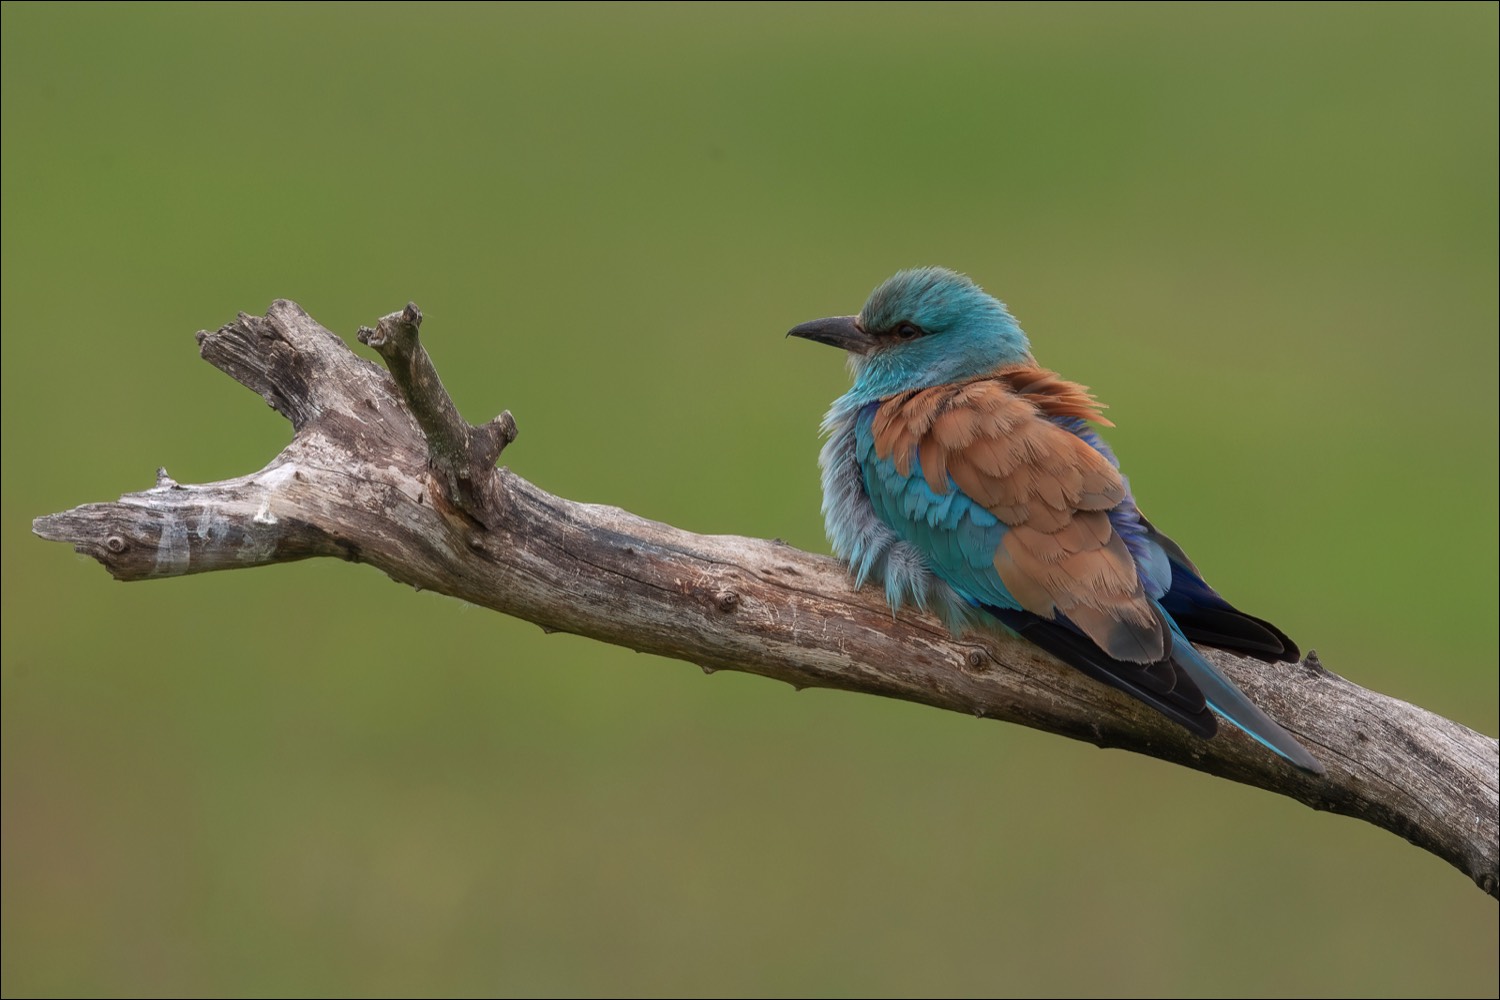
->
[786,315,876,355]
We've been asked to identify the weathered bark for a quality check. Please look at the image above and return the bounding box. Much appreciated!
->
[32,300,1499,899]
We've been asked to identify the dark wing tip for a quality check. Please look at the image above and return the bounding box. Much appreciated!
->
[986,607,1217,738]
[1169,606,1301,663]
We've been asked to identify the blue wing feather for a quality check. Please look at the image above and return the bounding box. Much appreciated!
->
[855,408,1018,613]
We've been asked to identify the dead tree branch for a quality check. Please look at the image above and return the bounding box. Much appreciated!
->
[32,300,1499,899]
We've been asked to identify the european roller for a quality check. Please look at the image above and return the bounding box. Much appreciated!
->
[790,266,1323,773]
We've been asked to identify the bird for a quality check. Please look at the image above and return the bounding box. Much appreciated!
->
[788,266,1323,774]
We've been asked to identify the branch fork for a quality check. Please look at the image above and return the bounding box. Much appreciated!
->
[31,299,1500,899]
[357,302,515,527]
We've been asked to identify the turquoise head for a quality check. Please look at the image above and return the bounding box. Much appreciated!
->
[788,267,1032,402]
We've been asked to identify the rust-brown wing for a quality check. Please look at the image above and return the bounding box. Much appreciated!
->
[871,371,1169,665]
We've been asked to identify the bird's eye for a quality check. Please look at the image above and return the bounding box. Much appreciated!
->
[893,321,924,340]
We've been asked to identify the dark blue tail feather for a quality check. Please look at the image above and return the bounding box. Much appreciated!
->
[983,603,1323,774]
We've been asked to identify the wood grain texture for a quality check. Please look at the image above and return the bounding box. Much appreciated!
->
[32,300,1499,900]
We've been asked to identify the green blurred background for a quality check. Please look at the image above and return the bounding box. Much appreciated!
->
[3,3,1496,996]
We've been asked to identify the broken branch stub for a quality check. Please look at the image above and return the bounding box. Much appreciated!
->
[357,302,516,527]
